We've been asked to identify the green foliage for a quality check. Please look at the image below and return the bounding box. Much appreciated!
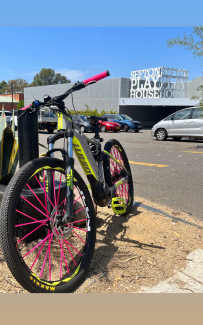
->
[8,79,29,92]
[168,26,203,100]
[31,68,71,86]
[168,26,203,57]
[17,100,24,109]
[68,106,117,117]
[0,79,28,94]
[0,80,8,94]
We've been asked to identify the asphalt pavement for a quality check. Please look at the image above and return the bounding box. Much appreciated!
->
[36,129,203,220]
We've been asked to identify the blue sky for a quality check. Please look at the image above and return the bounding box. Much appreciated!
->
[0,0,202,27]
[0,27,202,83]
[0,1,202,83]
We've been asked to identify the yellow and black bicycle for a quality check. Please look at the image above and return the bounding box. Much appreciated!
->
[0,71,134,293]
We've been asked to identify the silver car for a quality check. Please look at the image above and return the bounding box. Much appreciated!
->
[151,106,203,141]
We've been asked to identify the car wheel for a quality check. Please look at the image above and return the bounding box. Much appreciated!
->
[80,126,85,133]
[155,128,167,141]
[100,125,106,132]
[123,125,129,132]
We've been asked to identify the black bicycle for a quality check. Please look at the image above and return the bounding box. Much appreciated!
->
[0,71,134,293]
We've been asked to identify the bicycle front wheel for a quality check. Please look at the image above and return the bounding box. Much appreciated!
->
[0,157,96,293]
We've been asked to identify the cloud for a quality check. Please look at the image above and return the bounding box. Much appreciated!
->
[56,69,88,82]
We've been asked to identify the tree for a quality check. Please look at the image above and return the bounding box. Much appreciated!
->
[0,80,8,94]
[7,79,29,93]
[168,26,203,101]
[167,26,203,57]
[31,68,71,86]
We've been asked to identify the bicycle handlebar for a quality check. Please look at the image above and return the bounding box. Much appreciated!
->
[83,70,110,85]
[21,70,110,112]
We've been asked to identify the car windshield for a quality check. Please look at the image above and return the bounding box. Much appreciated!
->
[121,114,133,121]
[41,111,56,118]
[106,115,122,121]
[72,115,80,120]
[80,116,88,121]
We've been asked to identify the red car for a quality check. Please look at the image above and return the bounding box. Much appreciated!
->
[98,118,121,132]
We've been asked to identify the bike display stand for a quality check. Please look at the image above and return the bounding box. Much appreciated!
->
[0,109,19,185]
[18,109,39,167]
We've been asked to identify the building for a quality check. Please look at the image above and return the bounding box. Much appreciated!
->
[0,93,24,111]
[24,68,202,128]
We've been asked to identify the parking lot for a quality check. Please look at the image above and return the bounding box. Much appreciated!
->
[39,129,203,221]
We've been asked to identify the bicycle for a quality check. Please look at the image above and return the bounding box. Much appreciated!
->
[0,70,134,293]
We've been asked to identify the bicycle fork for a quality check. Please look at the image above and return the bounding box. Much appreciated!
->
[62,135,74,224]
[47,134,74,225]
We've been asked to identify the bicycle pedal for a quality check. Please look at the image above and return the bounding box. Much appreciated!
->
[111,197,127,215]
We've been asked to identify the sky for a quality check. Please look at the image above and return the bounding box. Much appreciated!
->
[0,1,202,83]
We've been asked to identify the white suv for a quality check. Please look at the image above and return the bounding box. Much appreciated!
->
[152,106,203,141]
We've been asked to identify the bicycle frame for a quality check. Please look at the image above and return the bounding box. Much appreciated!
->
[27,70,129,220]
[47,111,129,213]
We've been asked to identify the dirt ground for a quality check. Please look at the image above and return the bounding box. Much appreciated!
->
[0,196,203,293]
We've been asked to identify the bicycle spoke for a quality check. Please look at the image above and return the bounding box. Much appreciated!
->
[26,183,49,217]
[17,223,46,244]
[52,171,57,207]
[57,173,62,206]
[16,209,48,223]
[64,240,77,267]
[22,233,51,259]
[30,235,50,271]
[12,165,91,286]
[20,195,49,219]
[72,229,85,244]
[15,220,47,227]
[35,175,55,209]
[72,226,87,233]
[48,233,53,281]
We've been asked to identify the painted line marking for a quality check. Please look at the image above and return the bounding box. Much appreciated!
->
[183,151,203,154]
[129,161,168,168]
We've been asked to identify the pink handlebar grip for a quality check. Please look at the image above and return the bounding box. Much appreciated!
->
[83,70,110,85]
[21,104,32,111]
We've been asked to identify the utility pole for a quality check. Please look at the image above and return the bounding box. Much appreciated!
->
[11,81,14,111]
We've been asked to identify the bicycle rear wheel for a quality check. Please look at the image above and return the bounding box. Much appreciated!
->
[103,139,134,215]
[0,157,96,293]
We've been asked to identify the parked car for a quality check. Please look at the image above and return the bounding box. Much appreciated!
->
[103,114,142,132]
[98,117,121,132]
[0,110,12,127]
[72,115,94,133]
[38,109,57,133]
[151,106,203,141]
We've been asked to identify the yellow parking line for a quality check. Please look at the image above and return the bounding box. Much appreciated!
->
[129,161,168,168]
[183,151,203,154]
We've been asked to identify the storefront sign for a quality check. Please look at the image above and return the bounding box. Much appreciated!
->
[130,67,188,99]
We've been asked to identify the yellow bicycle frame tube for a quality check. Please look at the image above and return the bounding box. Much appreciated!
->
[72,129,99,181]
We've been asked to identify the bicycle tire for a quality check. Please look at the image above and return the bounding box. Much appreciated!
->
[0,157,96,293]
[103,139,134,215]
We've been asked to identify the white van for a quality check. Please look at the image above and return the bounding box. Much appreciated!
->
[151,106,203,141]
